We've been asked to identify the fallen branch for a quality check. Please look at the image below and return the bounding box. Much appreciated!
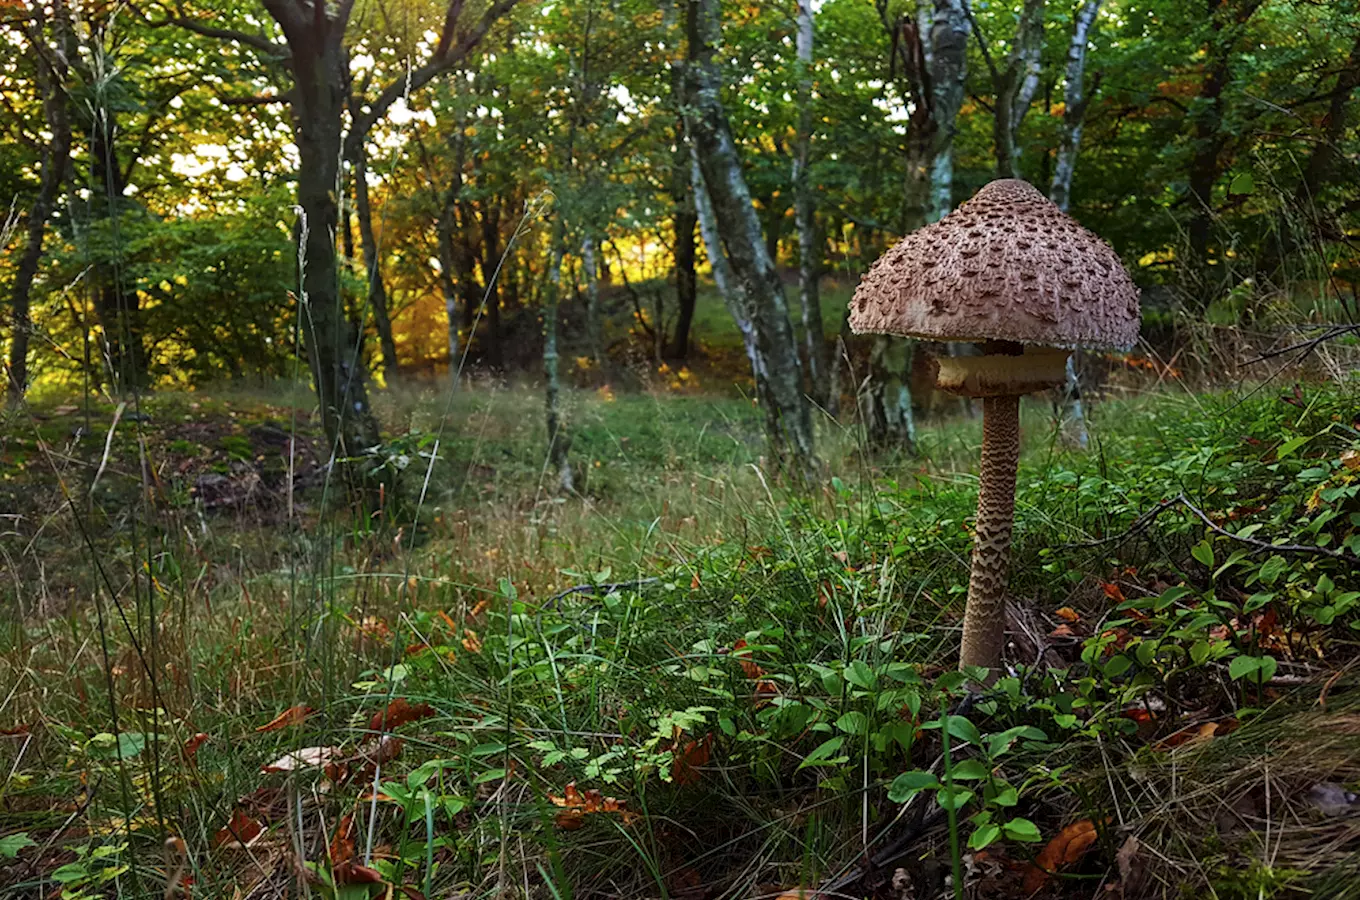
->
[1064,493,1357,562]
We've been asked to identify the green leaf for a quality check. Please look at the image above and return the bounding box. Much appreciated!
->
[844,660,877,690]
[948,758,990,781]
[1191,540,1215,568]
[835,711,869,736]
[936,786,976,811]
[887,769,940,802]
[1276,434,1311,459]
[1229,654,1276,681]
[1228,172,1255,195]
[944,715,981,747]
[798,736,846,770]
[0,833,36,859]
[969,822,1002,850]
[1003,817,1044,842]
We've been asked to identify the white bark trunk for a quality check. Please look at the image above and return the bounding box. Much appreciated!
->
[1049,0,1102,213]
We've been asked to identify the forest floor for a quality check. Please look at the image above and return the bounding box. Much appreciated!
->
[2,367,1360,900]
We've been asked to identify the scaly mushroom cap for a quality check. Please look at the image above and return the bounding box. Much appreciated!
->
[850,179,1140,351]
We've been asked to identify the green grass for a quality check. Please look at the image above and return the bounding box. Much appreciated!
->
[2,376,1359,899]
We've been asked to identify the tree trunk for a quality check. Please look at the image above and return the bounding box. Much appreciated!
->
[862,336,916,454]
[7,17,71,407]
[792,0,828,406]
[437,179,462,386]
[684,0,815,472]
[992,0,1046,178]
[350,141,399,384]
[581,232,603,365]
[289,36,380,456]
[479,202,504,369]
[543,222,572,492]
[691,146,760,375]
[1049,0,1102,213]
[1048,0,1102,448]
[667,114,698,361]
[929,0,970,221]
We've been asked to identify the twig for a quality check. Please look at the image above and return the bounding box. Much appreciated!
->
[89,401,126,497]
[546,577,660,608]
[1064,493,1357,561]
[1239,324,1360,366]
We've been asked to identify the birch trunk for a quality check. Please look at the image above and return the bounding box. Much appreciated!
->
[543,223,572,492]
[992,0,1046,179]
[684,0,815,472]
[792,0,828,405]
[929,0,970,222]
[1049,0,1102,449]
[1049,0,1102,213]
[581,232,603,365]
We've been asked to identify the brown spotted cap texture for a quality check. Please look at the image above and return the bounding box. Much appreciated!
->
[850,179,1140,350]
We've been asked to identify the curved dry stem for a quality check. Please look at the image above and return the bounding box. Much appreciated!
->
[959,393,1021,673]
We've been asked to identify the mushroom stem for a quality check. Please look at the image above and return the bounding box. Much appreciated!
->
[959,393,1021,673]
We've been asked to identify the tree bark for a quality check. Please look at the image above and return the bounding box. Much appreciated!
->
[1049,0,1101,213]
[691,146,759,375]
[349,141,399,384]
[684,0,815,472]
[929,0,971,222]
[7,12,71,407]
[268,2,381,456]
[668,134,698,361]
[478,201,504,368]
[543,221,572,492]
[581,232,603,366]
[436,175,462,386]
[792,0,828,406]
[1049,0,1102,449]
[992,0,1046,178]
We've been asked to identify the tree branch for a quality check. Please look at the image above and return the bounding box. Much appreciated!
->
[347,0,521,148]
[961,0,999,83]
[150,10,291,62]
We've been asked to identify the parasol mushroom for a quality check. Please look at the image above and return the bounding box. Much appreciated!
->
[849,179,1140,674]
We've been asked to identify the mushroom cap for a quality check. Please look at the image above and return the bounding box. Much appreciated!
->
[849,179,1140,350]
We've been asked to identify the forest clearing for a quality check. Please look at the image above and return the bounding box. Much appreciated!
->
[2,0,1360,898]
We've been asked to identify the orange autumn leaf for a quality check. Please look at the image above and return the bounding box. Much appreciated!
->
[732,639,765,679]
[328,814,355,866]
[183,732,210,760]
[1050,623,1077,638]
[368,699,436,732]
[1102,582,1126,603]
[1154,718,1238,751]
[256,705,312,732]
[1023,819,1099,894]
[1055,606,1080,623]
[671,732,713,785]
[213,808,264,850]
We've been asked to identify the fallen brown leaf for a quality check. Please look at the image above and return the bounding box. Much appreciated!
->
[213,808,264,850]
[1023,819,1099,895]
[368,699,435,732]
[256,705,312,732]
